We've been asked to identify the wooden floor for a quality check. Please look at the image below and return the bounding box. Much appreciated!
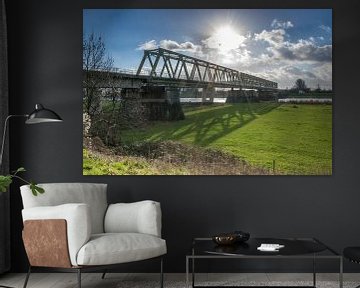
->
[0,273,359,288]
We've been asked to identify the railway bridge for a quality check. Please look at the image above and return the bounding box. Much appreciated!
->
[85,48,277,90]
[84,48,278,120]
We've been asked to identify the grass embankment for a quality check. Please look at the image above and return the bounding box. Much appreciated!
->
[280,92,333,99]
[119,103,332,175]
[83,139,270,175]
[83,148,187,175]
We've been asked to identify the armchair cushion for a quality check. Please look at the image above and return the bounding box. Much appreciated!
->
[20,183,108,234]
[104,200,162,237]
[76,233,167,266]
[22,203,91,266]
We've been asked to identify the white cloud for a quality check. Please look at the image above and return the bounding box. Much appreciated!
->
[235,31,332,88]
[135,26,332,89]
[218,47,252,65]
[271,19,294,29]
[196,27,252,65]
[255,29,286,47]
[137,39,202,54]
[250,63,332,90]
[159,40,201,53]
[159,39,179,50]
[284,40,332,62]
[309,36,325,43]
[282,66,316,79]
[202,29,247,51]
[319,24,332,33]
[255,28,332,63]
[136,40,157,50]
[312,62,332,84]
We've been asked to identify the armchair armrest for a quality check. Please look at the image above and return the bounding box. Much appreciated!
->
[104,200,162,237]
[22,203,91,266]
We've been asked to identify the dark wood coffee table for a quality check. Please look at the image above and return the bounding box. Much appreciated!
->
[186,237,342,288]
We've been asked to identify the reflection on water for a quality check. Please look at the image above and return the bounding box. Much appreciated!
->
[279,98,332,104]
[180,97,227,103]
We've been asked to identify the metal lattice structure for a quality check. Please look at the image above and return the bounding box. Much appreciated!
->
[136,48,277,89]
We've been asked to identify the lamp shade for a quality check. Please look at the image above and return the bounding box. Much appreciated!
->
[25,104,63,124]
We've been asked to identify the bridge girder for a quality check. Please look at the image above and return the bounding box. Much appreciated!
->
[136,48,277,90]
[84,70,278,91]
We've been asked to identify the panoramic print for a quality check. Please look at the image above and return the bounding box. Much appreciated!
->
[83,9,332,175]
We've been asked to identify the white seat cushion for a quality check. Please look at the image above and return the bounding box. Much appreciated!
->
[76,233,167,266]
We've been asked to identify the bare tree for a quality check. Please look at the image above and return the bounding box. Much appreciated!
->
[83,32,122,145]
[82,32,148,146]
[83,32,114,117]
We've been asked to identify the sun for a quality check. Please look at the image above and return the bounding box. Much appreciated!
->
[213,25,245,54]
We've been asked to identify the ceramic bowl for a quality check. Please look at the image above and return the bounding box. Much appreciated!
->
[212,233,238,245]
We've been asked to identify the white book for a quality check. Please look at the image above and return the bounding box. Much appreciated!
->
[257,243,285,251]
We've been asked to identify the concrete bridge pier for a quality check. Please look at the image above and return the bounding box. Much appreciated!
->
[140,86,168,120]
[166,87,185,120]
[226,88,241,103]
[202,86,215,103]
[120,88,146,123]
[258,90,278,100]
[140,86,184,121]
[226,88,259,103]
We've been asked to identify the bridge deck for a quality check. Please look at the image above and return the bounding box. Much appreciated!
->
[84,48,278,90]
[86,70,278,90]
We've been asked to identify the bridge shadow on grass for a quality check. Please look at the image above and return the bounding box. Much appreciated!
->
[155,102,280,147]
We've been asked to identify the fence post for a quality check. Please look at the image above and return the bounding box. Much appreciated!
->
[272,160,276,174]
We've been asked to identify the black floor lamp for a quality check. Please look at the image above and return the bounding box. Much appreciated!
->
[0,103,62,288]
[0,103,63,167]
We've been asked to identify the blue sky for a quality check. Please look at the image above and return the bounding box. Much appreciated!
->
[84,9,332,89]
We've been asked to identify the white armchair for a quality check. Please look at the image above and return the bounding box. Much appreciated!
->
[20,183,166,288]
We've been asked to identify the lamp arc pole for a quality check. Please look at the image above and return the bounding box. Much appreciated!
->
[0,114,28,168]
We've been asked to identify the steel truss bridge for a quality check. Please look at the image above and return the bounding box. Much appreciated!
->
[137,48,277,89]
[85,48,278,91]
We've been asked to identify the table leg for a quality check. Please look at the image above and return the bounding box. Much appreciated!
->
[339,257,343,288]
[192,257,195,288]
[186,257,189,288]
[313,254,316,287]
[192,246,195,288]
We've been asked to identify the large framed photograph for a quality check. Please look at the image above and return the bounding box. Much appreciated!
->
[83,9,332,175]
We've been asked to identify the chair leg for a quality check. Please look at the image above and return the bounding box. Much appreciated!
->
[160,257,164,288]
[77,268,81,288]
[23,266,31,288]
[101,270,107,279]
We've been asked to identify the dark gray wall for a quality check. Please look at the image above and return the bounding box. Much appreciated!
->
[5,0,360,273]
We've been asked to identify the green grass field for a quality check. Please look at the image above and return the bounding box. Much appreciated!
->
[120,103,332,175]
[83,149,202,175]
